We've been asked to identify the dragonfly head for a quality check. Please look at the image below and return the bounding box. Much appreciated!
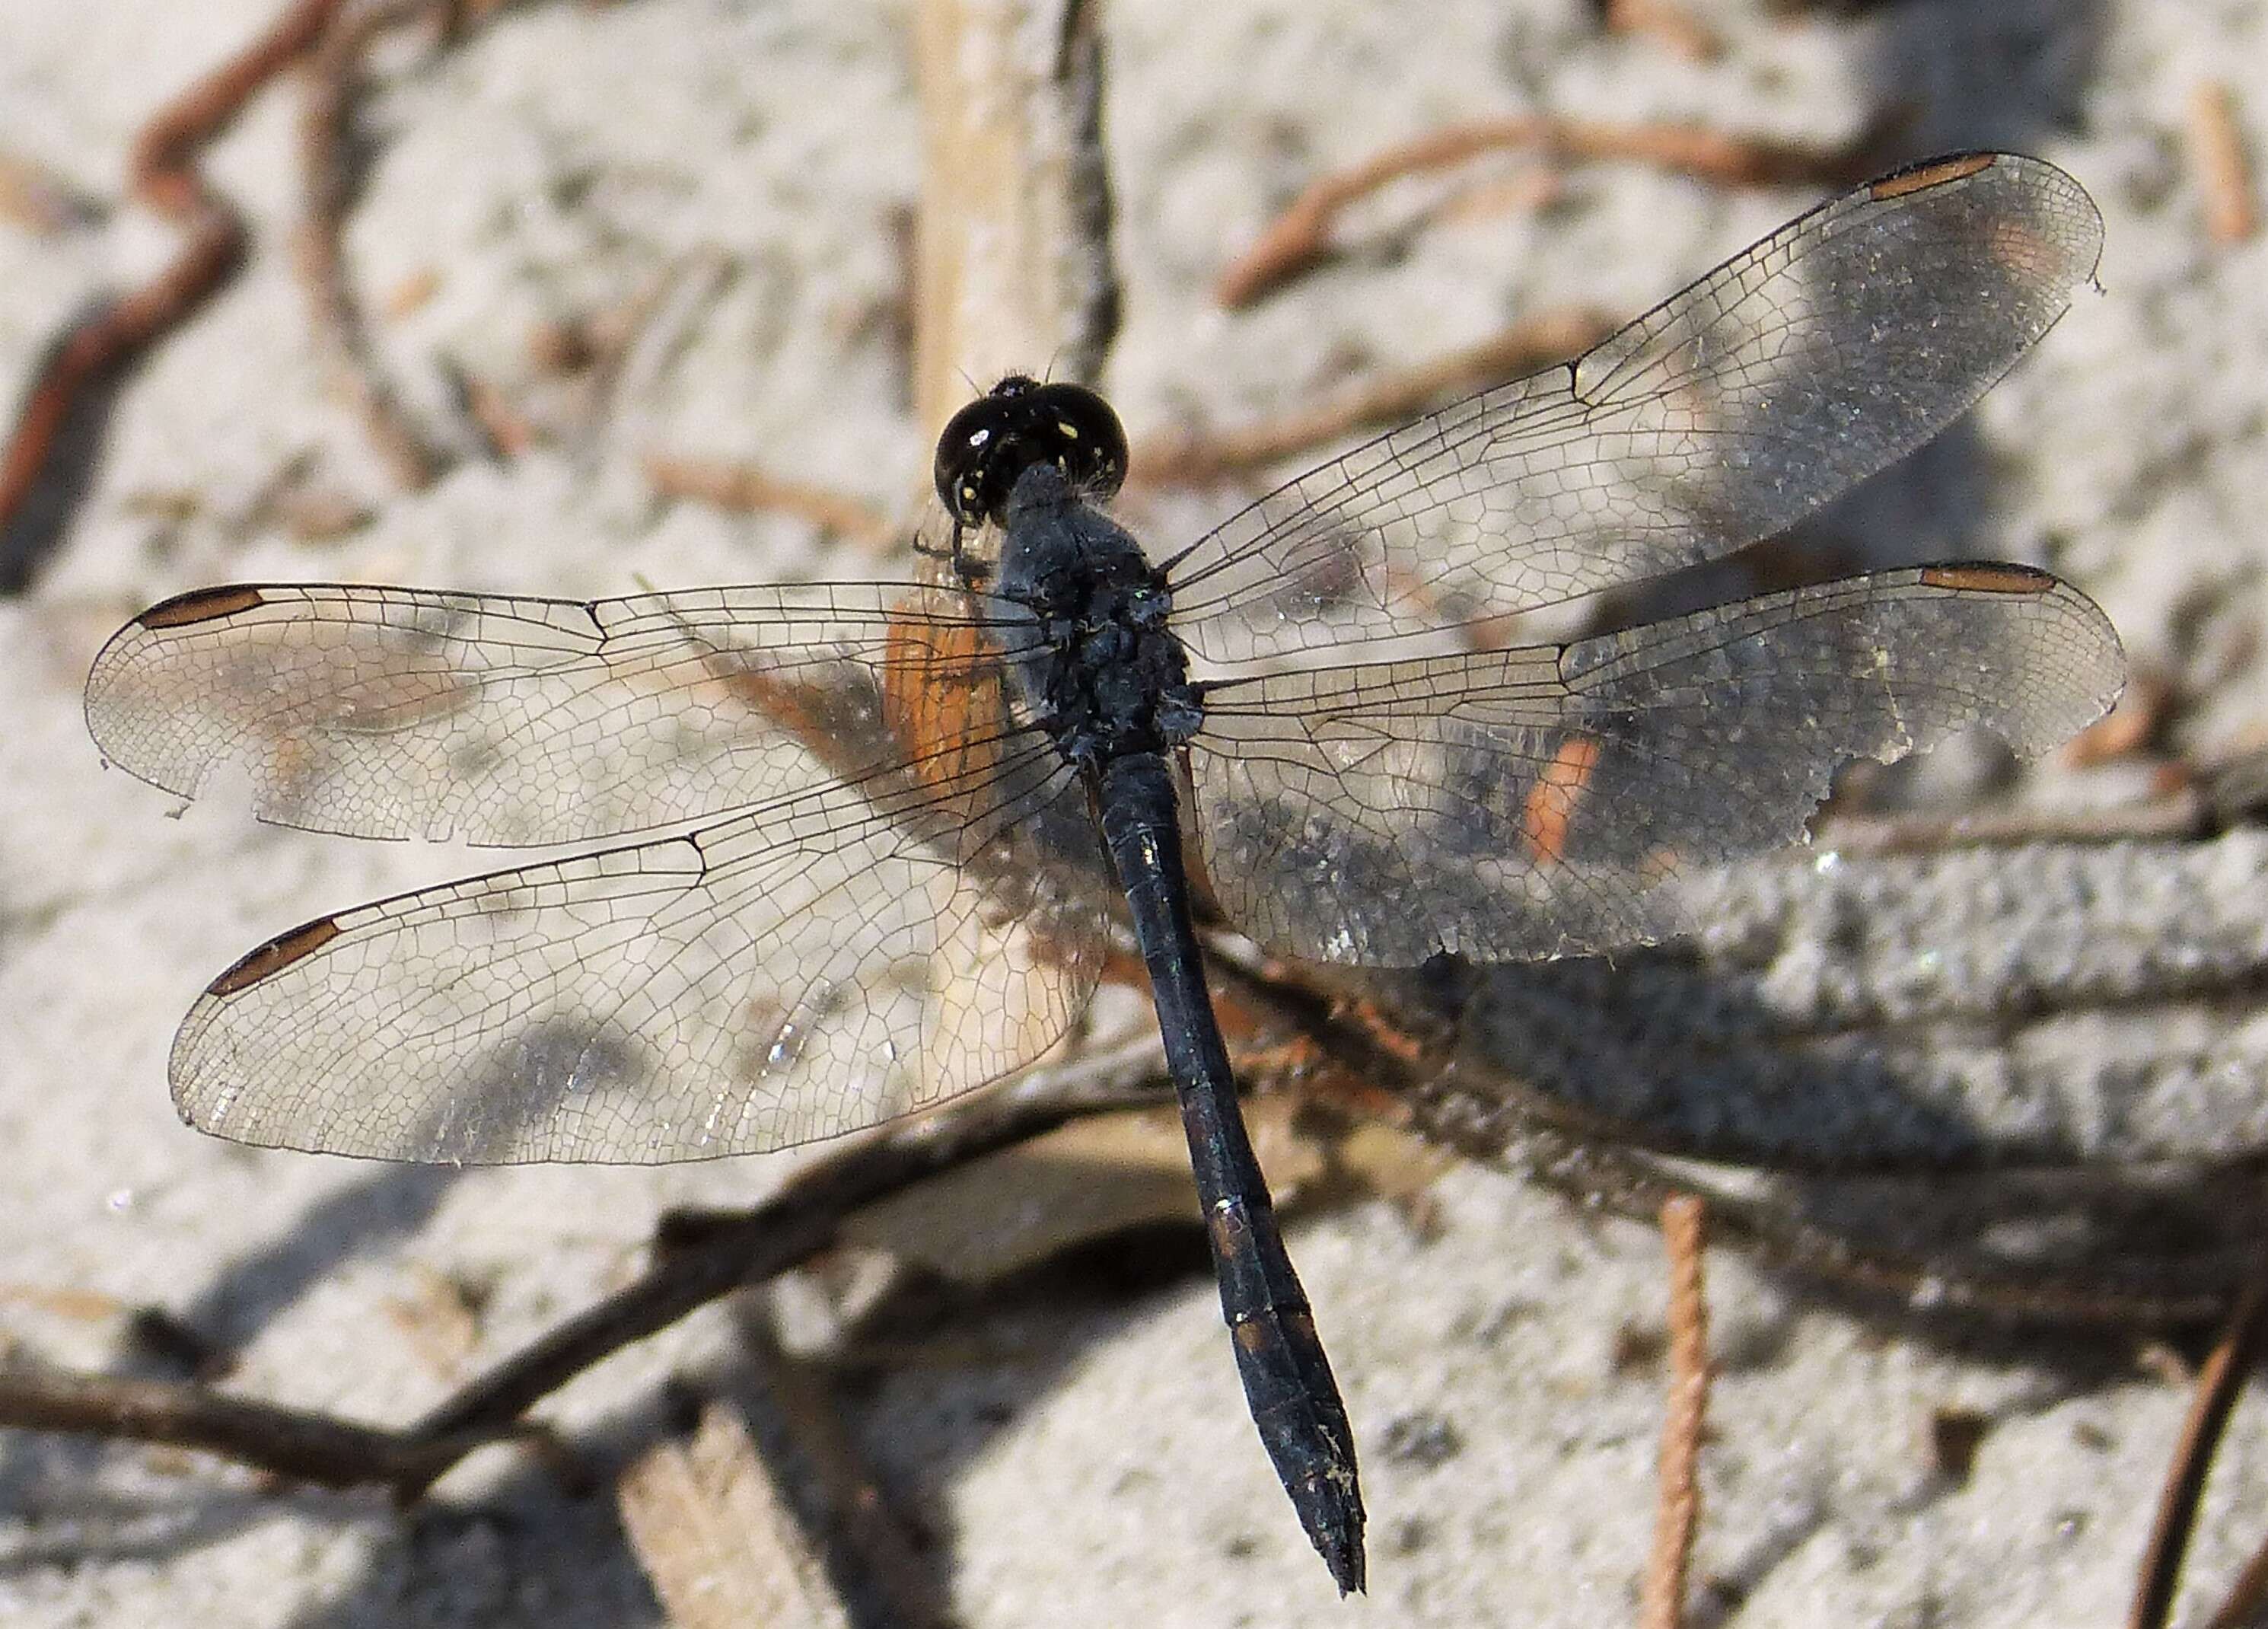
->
[934,375,1129,533]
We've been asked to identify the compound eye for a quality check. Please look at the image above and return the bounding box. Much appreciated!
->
[1028,382,1129,502]
[933,394,1014,523]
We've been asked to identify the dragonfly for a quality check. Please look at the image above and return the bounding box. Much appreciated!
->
[85,151,2121,1592]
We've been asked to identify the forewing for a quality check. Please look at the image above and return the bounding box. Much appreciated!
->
[1165,154,2104,661]
[85,580,1032,845]
[1185,566,2123,965]
[169,744,1109,1162]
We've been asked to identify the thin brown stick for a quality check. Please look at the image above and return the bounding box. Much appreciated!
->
[1822,738,2268,856]
[645,453,901,552]
[435,0,517,40]
[2127,1262,2268,1629]
[1128,307,1615,484]
[733,1298,951,1628]
[617,1401,854,1629]
[0,1364,493,1487]
[2187,81,2259,247]
[1639,1194,1711,1629]
[0,0,347,544]
[296,0,451,489]
[1601,0,1722,62]
[1215,115,1894,308]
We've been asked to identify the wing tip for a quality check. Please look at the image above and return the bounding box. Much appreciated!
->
[1926,563,2129,757]
[1863,151,2104,289]
[88,587,273,760]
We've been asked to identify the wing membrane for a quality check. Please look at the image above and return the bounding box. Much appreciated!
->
[170,742,1108,1162]
[1185,566,2123,965]
[1166,154,2104,661]
[86,581,1036,846]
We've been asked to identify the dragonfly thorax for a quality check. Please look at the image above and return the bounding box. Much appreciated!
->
[995,461,1202,769]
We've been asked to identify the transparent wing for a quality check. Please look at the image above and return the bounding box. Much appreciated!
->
[1164,154,2104,663]
[85,580,1038,846]
[1185,566,2123,966]
[169,741,1110,1163]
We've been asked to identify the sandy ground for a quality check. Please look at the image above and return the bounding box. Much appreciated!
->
[3,0,2268,1624]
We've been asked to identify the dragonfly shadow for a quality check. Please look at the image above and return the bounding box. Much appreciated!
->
[0,1160,454,1515]
[274,1459,656,1629]
[1853,0,2110,158]
[177,1163,462,1356]
[1454,947,1999,1169]
[1609,0,2114,634]
[0,1448,621,1629]
[1460,947,2268,1314]
[1398,825,2268,1323]
[0,1458,297,1579]
[402,1021,651,1166]
[215,1218,1235,1629]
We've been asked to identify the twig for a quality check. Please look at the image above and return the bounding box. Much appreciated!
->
[295,0,452,489]
[645,453,901,552]
[435,0,517,40]
[1601,0,1722,62]
[617,1401,854,1629]
[911,0,1120,430]
[1819,738,2268,857]
[0,1364,491,1488]
[587,248,735,442]
[2127,1262,2268,1629]
[1639,1194,1711,1629]
[0,0,348,569]
[2187,81,2259,247]
[1128,308,1616,483]
[0,1281,134,1322]
[732,1297,951,1628]
[1215,114,1895,308]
